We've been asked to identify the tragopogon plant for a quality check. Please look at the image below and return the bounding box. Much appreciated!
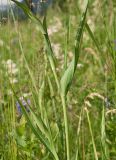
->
[11,0,89,159]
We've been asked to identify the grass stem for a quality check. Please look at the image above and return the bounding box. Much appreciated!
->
[61,95,70,160]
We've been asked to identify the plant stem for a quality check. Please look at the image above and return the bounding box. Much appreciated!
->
[85,107,98,160]
[61,95,70,160]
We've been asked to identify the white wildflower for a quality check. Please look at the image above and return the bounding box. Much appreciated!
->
[23,93,32,97]
[85,100,92,107]
[7,63,17,69]
[10,78,18,84]
[77,63,84,68]
[88,92,105,100]
[48,27,58,35]
[8,68,18,75]
[51,43,61,58]
[5,59,18,75]
[48,18,62,36]
[6,59,13,65]
[106,109,116,116]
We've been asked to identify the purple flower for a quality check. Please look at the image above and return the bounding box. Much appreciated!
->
[16,97,31,115]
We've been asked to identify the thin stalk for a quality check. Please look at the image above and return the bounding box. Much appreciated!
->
[61,95,70,160]
[64,12,70,70]
[75,108,83,160]
[43,31,60,91]
[85,107,98,160]
[101,105,109,160]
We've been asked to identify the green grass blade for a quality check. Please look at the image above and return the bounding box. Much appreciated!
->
[27,105,50,141]
[60,2,89,160]
[11,0,45,34]
[101,106,109,160]
[85,23,101,54]
[12,0,60,90]
[27,103,59,160]
[43,16,60,90]
[76,2,102,55]
[85,108,98,160]
[11,86,59,159]
[60,0,89,96]
[76,3,103,71]
[75,108,83,160]
[64,14,70,70]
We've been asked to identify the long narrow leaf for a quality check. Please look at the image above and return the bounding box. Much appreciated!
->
[11,86,58,159]
[60,0,89,96]
[11,0,45,34]
[43,16,60,90]
[27,105,50,141]
[12,0,60,90]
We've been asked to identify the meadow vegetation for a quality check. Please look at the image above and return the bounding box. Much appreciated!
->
[0,0,116,160]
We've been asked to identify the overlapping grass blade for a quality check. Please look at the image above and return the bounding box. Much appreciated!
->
[76,3,103,70]
[27,104,59,160]
[60,1,88,160]
[11,86,59,160]
[43,16,60,90]
[76,2,102,54]
[64,14,70,70]
[27,105,50,140]
[85,108,98,160]
[101,106,109,160]
[12,0,60,90]
[60,0,89,96]
[11,0,45,34]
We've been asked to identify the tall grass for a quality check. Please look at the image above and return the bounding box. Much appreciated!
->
[0,0,116,160]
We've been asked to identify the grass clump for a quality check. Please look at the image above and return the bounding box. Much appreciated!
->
[0,0,116,160]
